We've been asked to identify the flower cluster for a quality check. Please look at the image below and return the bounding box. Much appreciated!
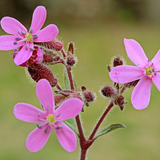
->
[1,4,160,160]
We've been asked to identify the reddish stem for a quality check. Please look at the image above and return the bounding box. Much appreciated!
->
[80,149,87,160]
[61,49,66,58]
[89,102,114,140]
[67,70,75,91]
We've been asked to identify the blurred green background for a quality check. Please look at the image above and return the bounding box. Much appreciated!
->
[1,0,160,160]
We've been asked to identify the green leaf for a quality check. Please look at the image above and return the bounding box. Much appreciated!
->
[64,118,78,134]
[94,123,125,140]
[64,70,70,90]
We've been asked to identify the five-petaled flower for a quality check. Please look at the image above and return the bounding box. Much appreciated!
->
[13,79,83,152]
[109,38,160,110]
[0,6,59,66]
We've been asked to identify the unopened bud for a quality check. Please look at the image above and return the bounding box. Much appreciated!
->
[83,91,95,103]
[113,57,123,67]
[116,95,125,106]
[42,54,61,65]
[42,54,54,64]
[81,86,95,106]
[35,39,63,51]
[28,63,57,87]
[68,42,74,54]
[67,56,76,66]
[54,95,66,105]
[101,86,117,98]
[124,79,140,88]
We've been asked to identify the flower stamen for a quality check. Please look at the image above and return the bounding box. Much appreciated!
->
[47,106,50,111]
[46,114,56,124]
[145,66,155,77]
[37,124,42,129]
[56,113,61,118]
[56,125,63,130]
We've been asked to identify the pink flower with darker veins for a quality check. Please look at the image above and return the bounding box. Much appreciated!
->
[13,79,83,152]
[109,38,160,110]
[0,6,59,66]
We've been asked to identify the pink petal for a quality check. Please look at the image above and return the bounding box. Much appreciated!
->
[26,125,52,152]
[54,121,77,152]
[152,72,160,91]
[0,35,24,50]
[1,17,27,35]
[36,79,55,113]
[131,76,152,110]
[35,24,59,42]
[14,43,33,65]
[151,49,160,71]
[55,98,83,121]
[30,6,46,34]
[13,103,45,123]
[124,38,148,67]
[109,65,143,83]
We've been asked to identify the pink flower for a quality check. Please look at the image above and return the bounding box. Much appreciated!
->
[0,6,59,66]
[13,46,43,67]
[13,79,83,152]
[109,38,160,110]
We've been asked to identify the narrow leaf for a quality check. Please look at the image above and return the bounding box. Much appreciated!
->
[64,70,70,90]
[94,123,125,140]
[64,118,78,134]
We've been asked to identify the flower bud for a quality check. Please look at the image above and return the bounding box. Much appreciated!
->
[113,57,123,67]
[101,86,117,98]
[124,79,140,88]
[68,42,74,54]
[42,54,55,64]
[42,54,61,65]
[67,56,76,66]
[54,95,66,105]
[116,95,125,106]
[35,39,63,51]
[81,86,95,106]
[28,63,57,87]
[114,95,126,111]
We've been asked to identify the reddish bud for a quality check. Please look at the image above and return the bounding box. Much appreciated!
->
[28,63,57,87]
[35,39,63,51]
[83,91,95,103]
[124,79,140,88]
[113,57,123,67]
[68,42,74,54]
[42,54,61,64]
[42,54,54,64]
[67,56,76,66]
[116,95,125,106]
[54,95,66,105]
[114,95,126,111]
[53,55,61,62]
[81,86,95,106]
[101,86,117,98]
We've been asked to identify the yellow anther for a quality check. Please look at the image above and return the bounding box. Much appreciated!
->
[25,33,33,42]
[46,114,56,124]
[145,66,154,76]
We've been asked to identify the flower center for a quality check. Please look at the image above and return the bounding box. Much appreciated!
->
[46,114,56,124]
[145,66,154,77]
[25,33,33,42]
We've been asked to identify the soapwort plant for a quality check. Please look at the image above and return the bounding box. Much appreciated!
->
[1,5,159,160]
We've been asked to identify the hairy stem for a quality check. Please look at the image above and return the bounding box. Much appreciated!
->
[89,102,114,140]
[80,149,87,160]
